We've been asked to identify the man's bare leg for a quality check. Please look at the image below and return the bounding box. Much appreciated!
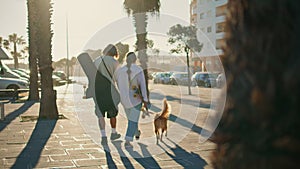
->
[110,117,121,140]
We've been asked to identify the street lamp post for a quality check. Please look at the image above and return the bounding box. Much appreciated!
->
[66,14,70,81]
[185,46,192,95]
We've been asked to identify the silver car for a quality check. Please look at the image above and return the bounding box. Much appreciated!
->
[0,77,29,90]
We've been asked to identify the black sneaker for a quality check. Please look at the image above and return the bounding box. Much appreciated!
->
[110,133,121,140]
[135,130,141,140]
[101,137,108,145]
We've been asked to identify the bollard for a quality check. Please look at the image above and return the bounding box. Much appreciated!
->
[83,85,87,99]
[0,103,4,121]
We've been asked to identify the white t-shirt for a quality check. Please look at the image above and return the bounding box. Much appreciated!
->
[116,64,148,109]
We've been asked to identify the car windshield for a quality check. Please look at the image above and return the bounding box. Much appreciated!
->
[209,73,219,79]
[1,63,21,78]
[198,73,208,79]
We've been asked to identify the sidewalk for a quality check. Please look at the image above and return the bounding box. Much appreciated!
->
[0,83,217,168]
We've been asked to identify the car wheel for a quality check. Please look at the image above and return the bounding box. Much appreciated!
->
[205,82,211,88]
[7,85,19,90]
[191,81,197,87]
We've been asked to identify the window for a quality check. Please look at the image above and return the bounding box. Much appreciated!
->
[200,13,205,19]
[216,22,225,33]
[207,26,212,33]
[207,10,212,18]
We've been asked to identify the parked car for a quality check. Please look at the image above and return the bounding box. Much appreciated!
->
[52,74,67,86]
[11,69,30,80]
[37,74,67,86]
[16,68,30,75]
[53,71,67,80]
[170,72,190,86]
[0,77,29,90]
[0,62,28,82]
[148,72,154,80]
[216,73,225,88]
[153,72,171,84]
[191,72,219,87]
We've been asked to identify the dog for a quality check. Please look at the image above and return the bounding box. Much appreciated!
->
[153,99,171,144]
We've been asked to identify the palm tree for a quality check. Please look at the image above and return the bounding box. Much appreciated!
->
[27,0,40,101]
[37,0,58,119]
[123,0,160,97]
[69,57,77,77]
[212,1,300,169]
[4,33,26,69]
[115,42,129,63]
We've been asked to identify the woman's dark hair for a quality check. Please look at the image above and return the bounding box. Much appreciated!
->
[126,52,137,84]
[103,44,118,57]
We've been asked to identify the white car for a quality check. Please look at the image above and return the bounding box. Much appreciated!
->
[0,62,29,82]
[216,73,225,88]
[0,77,29,90]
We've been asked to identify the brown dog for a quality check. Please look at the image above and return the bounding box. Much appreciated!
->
[154,99,170,144]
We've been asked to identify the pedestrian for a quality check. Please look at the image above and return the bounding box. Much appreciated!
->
[94,44,121,145]
[115,52,150,148]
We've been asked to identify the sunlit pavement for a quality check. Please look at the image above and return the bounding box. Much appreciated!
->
[0,82,223,168]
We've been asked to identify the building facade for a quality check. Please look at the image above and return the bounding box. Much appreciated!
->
[190,0,227,72]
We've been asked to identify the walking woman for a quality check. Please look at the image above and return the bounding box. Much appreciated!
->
[116,52,149,148]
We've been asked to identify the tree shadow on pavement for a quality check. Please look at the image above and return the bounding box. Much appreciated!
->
[169,114,210,135]
[166,95,211,109]
[11,119,57,169]
[159,138,207,169]
[0,101,36,132]
[150,92,211,109]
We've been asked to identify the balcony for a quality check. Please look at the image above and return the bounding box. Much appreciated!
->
[216,22,225,33]
[191,15,197,25]
[216,39,225,50]
[216,32,225,40]
[216,4,227,17]
[215,0,228,7]
[216,15,226,23]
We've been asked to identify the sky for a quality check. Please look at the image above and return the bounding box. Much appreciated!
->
[0,0,190,62]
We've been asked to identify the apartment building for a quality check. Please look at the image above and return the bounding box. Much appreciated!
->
[190,0,227,72]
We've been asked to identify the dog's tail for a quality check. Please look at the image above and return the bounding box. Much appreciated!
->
[160,99,170,119]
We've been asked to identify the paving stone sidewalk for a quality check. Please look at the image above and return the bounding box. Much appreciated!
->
[0,83,218,169]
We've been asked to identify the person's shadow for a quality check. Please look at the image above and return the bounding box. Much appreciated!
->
[159,138,208,169]
[111,140,135,168]
[125,142,161,169]
[102,144,118,169]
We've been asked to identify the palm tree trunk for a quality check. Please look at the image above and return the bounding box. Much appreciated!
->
[37,0,58,119]
[13,42,19,69]
[133,13,149,98]
[27,0,39,101]
[212,1,300,168]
